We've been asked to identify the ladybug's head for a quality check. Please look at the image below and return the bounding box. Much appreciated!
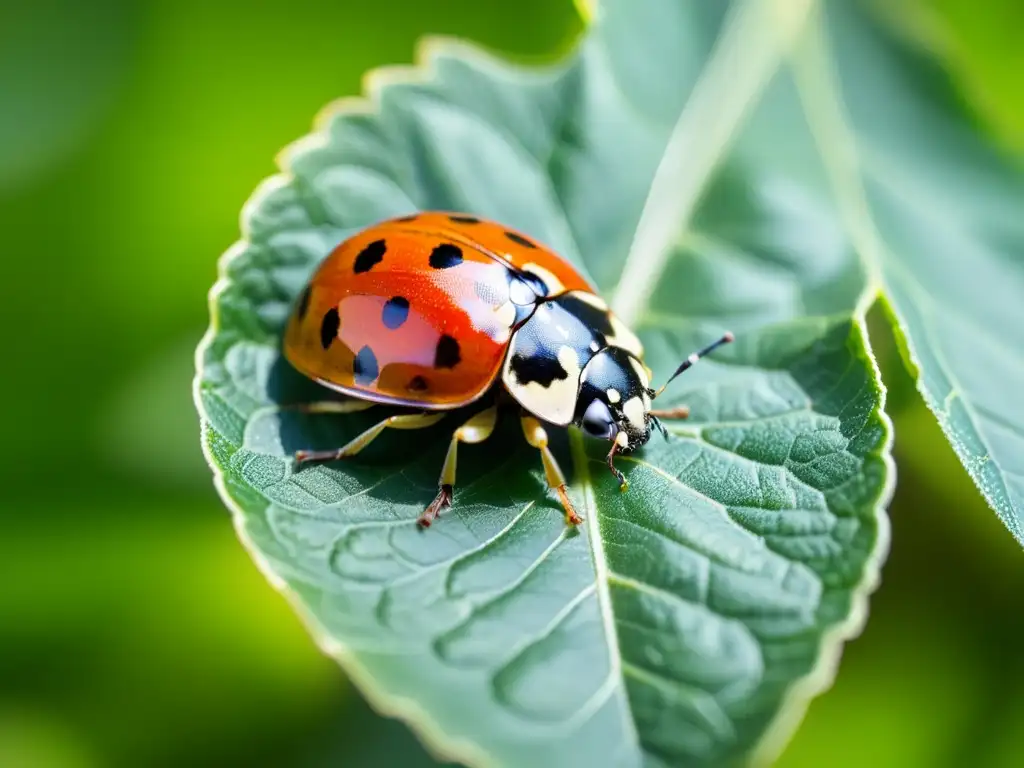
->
[574,332,734,491]
[574,346,655,456]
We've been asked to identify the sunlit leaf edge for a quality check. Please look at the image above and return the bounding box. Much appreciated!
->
[787,9,1023,546]
[192,30,896,768]
[193,222,491,768]
[744,311,894,767]
[190,35,586,768]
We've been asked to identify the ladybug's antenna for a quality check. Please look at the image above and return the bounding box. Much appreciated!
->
[652,331,734,399]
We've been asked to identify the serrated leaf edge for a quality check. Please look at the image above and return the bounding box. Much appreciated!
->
[749,309,895,767]
[789,6,1021,544]
[191,8,898,768]
[190,33,570,768]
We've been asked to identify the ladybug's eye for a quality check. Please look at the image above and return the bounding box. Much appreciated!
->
[581,399,615,439]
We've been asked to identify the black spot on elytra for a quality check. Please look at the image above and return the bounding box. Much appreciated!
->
[505,231,537,249]
[510,351,568,387]
[381,296,410,329]
[449,215,480,224]
[395,214,418,222]
[429,243,463,270]
[557,294,614,340]
[352,345,379,384]
[353,239,387,273]
[434,335,461,369]
[297,285,312,319]
[408,375,428,392]
[320,307,340,349]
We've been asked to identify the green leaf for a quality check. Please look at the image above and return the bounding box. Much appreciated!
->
[785,2,1024,543]
[195,1,897,765]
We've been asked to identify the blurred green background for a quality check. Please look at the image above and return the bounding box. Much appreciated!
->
[1,1,1021,766]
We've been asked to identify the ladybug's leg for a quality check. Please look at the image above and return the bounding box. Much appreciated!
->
[649,405,690,420]
[294,411,444,465]
[286,399,376,415]
[419,406,499,527]
[519,414,583,526]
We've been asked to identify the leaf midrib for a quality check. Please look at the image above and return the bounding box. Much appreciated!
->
[568,428,644,758]
[611,0,817,326]
[565,5,839,755]
[196,3,899,764]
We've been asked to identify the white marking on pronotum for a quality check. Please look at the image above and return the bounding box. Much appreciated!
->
[615,431,629,448]
[522,263,564,295]
[557,346,579,376]
[607,388,621,404]
[622,396,646,430]
[502,343,582,425]
[607,318,644,358]
[629,356,651,389]
[572,291,609,311]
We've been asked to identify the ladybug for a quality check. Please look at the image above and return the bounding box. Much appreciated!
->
[283,212,732,527]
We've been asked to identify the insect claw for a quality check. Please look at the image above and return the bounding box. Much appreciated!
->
[419,484,453,528]
[556,484,584,525]
[606,442,628,492]
[293,448,343,466]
